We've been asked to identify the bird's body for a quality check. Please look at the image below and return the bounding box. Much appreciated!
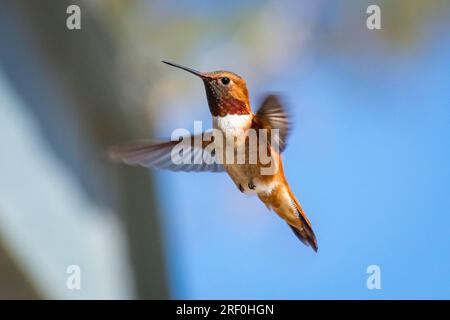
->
[212,108,317,251]
[213,113,277,194]
[109,61,318,252]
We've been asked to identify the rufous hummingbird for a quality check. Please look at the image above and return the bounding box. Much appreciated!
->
[109,61,318,252]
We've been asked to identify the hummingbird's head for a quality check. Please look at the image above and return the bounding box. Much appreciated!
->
[162,61,251,117]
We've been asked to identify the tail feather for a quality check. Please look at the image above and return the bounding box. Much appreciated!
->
[289,219,318,252]
[257,159,318,252]
[285,185,318,252]
[258,182,318,252]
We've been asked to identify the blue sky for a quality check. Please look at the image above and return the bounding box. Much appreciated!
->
[156,15,450,299]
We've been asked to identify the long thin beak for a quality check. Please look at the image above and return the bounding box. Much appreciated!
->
[162,61,209,79]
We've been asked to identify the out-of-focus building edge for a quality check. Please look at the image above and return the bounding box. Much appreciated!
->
[0,0,169,299]
[0,229,40,299]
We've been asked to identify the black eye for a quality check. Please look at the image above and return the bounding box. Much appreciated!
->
[221,77,230,85]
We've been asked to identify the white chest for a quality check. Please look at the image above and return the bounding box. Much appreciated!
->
[212,114,252,137]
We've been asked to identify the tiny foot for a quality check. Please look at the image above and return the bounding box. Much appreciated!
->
[248,181,256,190]
[238,184,245,193]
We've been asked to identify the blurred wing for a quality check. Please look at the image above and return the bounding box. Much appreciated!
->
[255,94,291,152]
[108,133,224,172]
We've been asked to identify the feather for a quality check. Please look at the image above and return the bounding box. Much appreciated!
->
[254,94,292,152]
[108,134,225,173]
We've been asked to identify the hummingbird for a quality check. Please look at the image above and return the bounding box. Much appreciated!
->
[109,61,318,252]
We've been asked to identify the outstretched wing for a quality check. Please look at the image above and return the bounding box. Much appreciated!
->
[108,132,224,172]
[254,94,291,152]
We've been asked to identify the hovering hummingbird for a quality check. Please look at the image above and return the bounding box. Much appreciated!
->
[109,61,318,252]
